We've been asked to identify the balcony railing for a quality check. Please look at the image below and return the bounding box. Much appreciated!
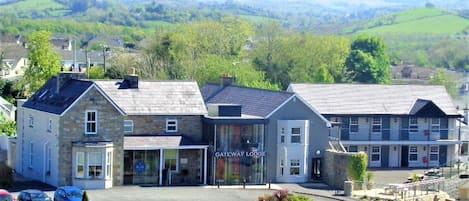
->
[331,128,458,141]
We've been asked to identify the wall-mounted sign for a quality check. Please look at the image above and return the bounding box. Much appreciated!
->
[135,161,146,174]
[214,151,265,158]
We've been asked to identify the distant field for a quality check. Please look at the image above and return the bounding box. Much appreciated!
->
[345,8,469,35]
[0,0,66,14]
[238,14,277,24]
[362,15,469,34]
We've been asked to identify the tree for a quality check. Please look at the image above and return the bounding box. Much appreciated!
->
[429,69,459,98]
[22,31,62,96]
[345,35,391,84]
[87,67,105,79]
[0,116,16,137]
[348,152,368,188]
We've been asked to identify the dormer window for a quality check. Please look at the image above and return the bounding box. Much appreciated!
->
[85,110,97,134]
[166,119,178,133]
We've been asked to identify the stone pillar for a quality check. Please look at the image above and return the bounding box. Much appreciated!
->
[344,180,353,197]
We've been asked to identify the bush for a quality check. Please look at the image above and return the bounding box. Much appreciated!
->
[348,152,368,182]
[258,189,312,201]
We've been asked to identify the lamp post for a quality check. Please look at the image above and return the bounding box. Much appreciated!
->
[102,44,108,73]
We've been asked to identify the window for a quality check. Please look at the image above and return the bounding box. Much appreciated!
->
[29,115,34,128]
[46,147,51,174]
[166,119,178,132]
[371,146,380,161]
[29,142,33,168]
[348,146,358,152]
[350,117,359,133]
[290,159,300,175]
[409,117,418,133]
[164,149,178,172]
[85,110,97,134]
[88,152,103,178]
[291,127,301,143]
[106,151,112,179]
[372,117,382,133]
[431,118,440,133]
[280,128,285,143]
[409,146,418,161]
[430,146,439,161]
[47,119,52,132]
[280,160,284,176]
[462,141,469,156]
[76,152,85,178]
[124,120,133,133]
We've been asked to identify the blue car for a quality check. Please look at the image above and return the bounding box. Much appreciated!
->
[53,186,82,201]
[17,189,51,201]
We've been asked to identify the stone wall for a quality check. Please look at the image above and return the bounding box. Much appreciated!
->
[323,149,353,189]
[59,87,124,186]
[126,115,203,142]
[172,149,204,185]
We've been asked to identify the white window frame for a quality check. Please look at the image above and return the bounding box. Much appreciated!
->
[29,115,34,128]
[431,118,440,133]
[290,127,301,143]
[166,119,178,132]
[76,152,85,178]
[106,151,112,179]
[290,159,300,175]
[87,152,103,179]
[409,117,418,133]
[85,110,98,134]
[350,117,359,133]
[280,159,284,176]
[372,117,382,133]
[409,146,418,161]
[430,146,439,161]
[164,149,179,172]
[124,120,134,133]
[29,142,33,168]
[47,119,52,132]
[371,146,380,161]
[280,127,285,143]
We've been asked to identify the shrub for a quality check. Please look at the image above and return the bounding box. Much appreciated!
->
[348,152,368,182]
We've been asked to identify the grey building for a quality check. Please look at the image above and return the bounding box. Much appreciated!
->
[201,76,331,184]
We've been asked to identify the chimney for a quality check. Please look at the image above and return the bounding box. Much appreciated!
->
[220,73,235,87]
[56,72,86,93]
[120,68,138,89]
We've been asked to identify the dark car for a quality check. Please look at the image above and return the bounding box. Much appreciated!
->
[0,189,14,201]
[17,189,51,201]
[53,186,82,201]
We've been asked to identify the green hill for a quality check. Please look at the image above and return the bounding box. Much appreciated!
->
[345,8,469,35]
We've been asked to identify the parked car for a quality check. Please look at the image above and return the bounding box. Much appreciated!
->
[17,189,51,201]
[0,189,14,201]
[53,186,82,201]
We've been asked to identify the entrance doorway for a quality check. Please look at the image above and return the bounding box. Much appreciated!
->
[311,158,321,180]
[401,146,409,167]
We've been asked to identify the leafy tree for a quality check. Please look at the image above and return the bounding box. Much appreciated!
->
[348,152,368,185]
[429,69,459,98]
[87,67,105,79]
[22,31,62,96]
[346,35,390,84]
[0,116,16,137]
[313,65,334,83]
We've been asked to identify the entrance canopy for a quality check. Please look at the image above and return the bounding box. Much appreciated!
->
[124,136,208,150]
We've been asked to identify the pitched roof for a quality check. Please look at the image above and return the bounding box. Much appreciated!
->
[22,77,94,115]
[288,84,460,116]
[94,80,207,115]
[0,96,15,112]
[201,84,294,118]
[123,135,207,150]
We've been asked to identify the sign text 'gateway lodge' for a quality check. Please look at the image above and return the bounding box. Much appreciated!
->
[214,151,266,158]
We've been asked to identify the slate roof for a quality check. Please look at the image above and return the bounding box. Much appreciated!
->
[95,80,207,115]
[0,96,15,112]
[201,84,294,118]
[288,84,461,116]
[123,135,207,149]
[22,77,93,115]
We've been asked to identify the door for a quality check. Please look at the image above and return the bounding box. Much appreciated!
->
[439,145,447,166]
[401,146,409,167]
[311,158,321,180]
[381,146,389,168]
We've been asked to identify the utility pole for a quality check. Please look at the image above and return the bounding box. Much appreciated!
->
[103,45,107,73]
[73,39,77,72]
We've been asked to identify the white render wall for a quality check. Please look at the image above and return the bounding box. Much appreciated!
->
[18,107,60,187]
[276,120,309,183]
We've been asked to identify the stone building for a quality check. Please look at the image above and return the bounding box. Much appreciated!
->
[16,72,208,189]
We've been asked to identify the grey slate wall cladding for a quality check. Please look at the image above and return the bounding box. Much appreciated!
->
[126,115,203,141]
[266,97,329,182]
[58,87,124,186]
